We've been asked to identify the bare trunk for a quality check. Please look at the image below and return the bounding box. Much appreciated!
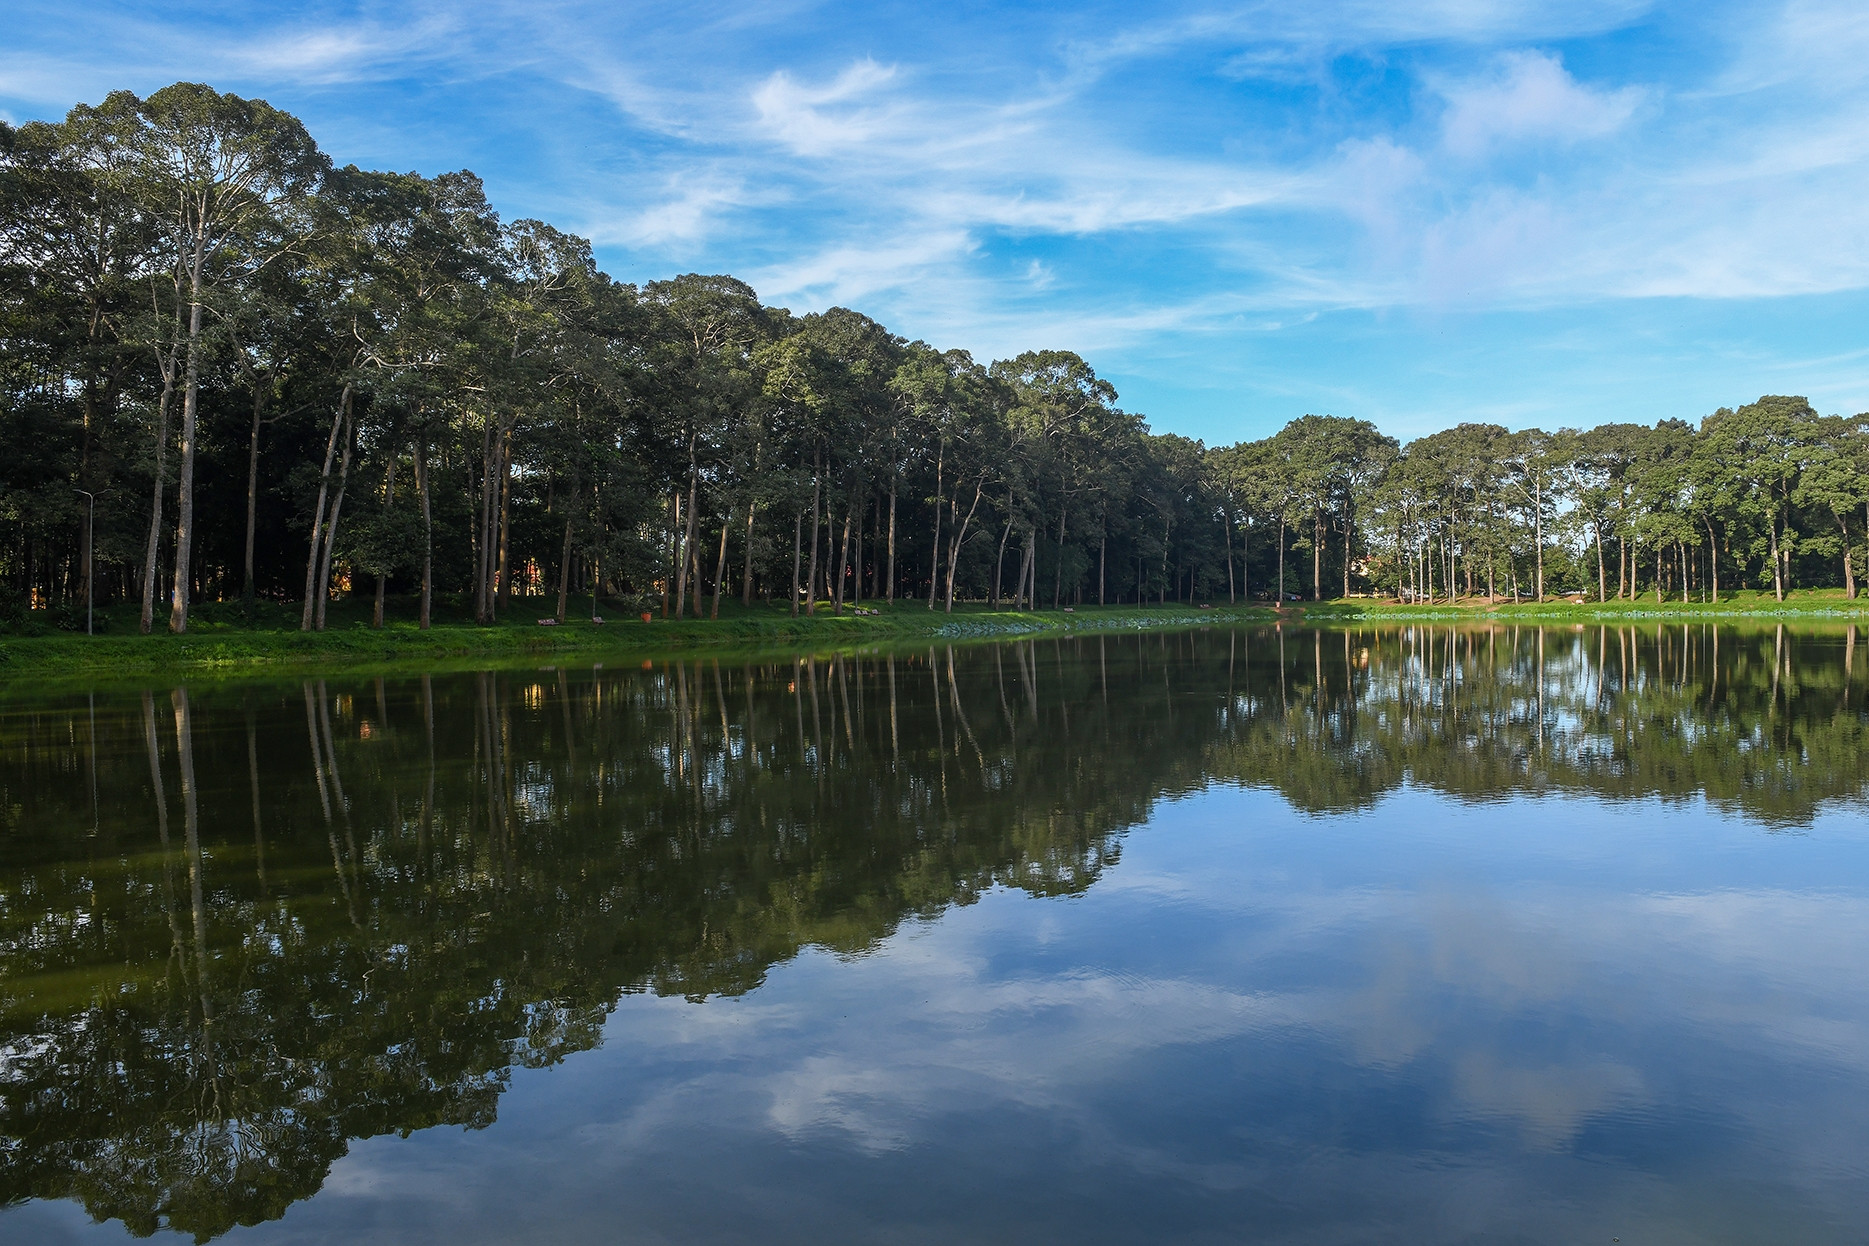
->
[1595,521,1607,603]
[1223,517,1234,603]
[416,435,433,630]
[1276,514,1286,603]
[834,504,852,615]
[314,410,355,632]
[556,515,574,622]
[140,347,179,635]
[1052,501,1067,609]
[243,377,266,604]
[992,512,1012,610]
[1533,475,1544,601]
[712,510,731,619]
[805,455,822,615]
[1770,513,1784,601]
[742,500,757,605]
[1024,530,1039,612]
[790,509,802,617]
[886,475,898,604]
[1343,517,1352,599]
[1838,512,1856,601]
[301,385,350,632]
[927,446,943,610]
[495,432,514,612]
[945,480,984,612]
[373,454,396,629]
[674,452,698,618]
[169,246,206,635]
[475,420,496,622]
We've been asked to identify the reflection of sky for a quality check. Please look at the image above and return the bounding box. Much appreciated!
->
[17,785,1869,1244]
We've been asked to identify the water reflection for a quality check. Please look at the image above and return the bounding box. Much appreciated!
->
[0,624,1865,1241]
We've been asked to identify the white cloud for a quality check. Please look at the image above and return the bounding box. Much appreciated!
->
[596,175,763,248]
[751,59,902,155]
[1439,51,1642,157]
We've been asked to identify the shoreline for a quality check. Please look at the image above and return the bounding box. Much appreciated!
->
[2,592,1863,686]
[0,602,1277,685]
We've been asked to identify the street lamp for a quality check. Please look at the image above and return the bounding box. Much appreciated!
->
[73,488,98,635]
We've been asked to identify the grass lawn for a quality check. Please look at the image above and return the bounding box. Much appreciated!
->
[0,594,1277,683]
[1301,586,1869,622]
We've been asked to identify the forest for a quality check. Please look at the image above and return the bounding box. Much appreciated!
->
[4,83,1868,635]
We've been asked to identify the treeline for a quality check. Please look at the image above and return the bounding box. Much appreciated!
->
[4,84,1868,634]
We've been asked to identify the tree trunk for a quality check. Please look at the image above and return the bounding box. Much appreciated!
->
[1341,518,1350,599]
[992,513,1012,609]
[742,501,757,605]
[1769,512,1784,601]
[790,509,802,617]
[301,385,350,632]
[1594,521,1607,603]
[475,420,495,623]
[169,245,206,635]
[945,481,984,613]
[140,349,179,635]
[1705,516,1719,604]
[834,504,851,615]
[495,432,514,613]
[852,497,865,606]
[805,456,822,616]
[1052,501,1067,609]
[661,492,675,617]
[927,446,943,610]
[886,474,897,604]
[416,434,433,630]
[1276,514,1286,603]
[243,377,266,605]
[1024,530,1039,612]
[1532,475,1544,601]
[712,510,731,619]
[556,516,574,622]
[373,455,395,628]
[314,412,354,632]
[675,454,698,618]
[1839,512,1856,601]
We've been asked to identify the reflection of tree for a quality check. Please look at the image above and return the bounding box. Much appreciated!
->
[0,624,1864,1238]
[1209,623,1868,826]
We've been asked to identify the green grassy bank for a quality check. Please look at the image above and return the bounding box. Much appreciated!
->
[7,588,1862,684]
[0,596,1277,683]
[1303,587,1869,623]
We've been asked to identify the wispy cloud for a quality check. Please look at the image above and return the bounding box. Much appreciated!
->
[1437,51,1642,156]
[8,0,1869,435]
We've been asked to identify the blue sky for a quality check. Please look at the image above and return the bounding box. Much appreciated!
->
[6,0,1868,444]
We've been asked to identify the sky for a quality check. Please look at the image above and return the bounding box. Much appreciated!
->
[5,0,1869,445]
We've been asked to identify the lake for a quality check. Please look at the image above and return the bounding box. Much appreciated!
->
[2,623,1867,1244]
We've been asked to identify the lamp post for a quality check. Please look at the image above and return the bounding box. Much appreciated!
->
[73,488,97,635]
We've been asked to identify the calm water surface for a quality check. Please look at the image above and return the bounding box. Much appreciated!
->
[3,624,1868,1244]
